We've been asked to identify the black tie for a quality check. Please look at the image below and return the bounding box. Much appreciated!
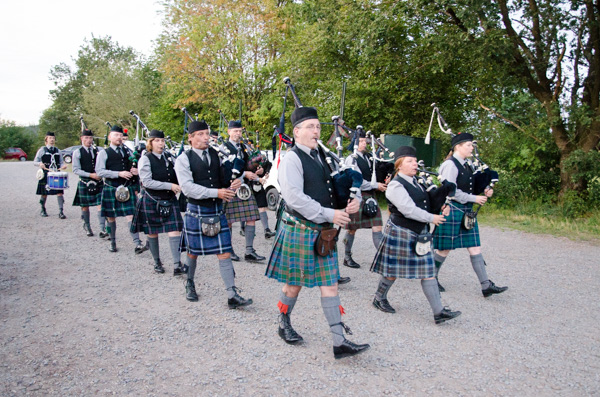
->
[310,149,322,168]
[88,147,93,159]
[202,150,209,166]
[117,147,123,158]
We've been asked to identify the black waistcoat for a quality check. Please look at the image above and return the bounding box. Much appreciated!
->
[286,146,335,223]
[388,175,431,234]
[105,147,132,186]
[145,152,178,200]
[41,147,61,168]
[186,148,224,207]
[450,157,474,194]
[356,153,373,188]
[79,146,98,174]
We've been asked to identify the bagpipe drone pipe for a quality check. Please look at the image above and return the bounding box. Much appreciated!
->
[416,160,456,215]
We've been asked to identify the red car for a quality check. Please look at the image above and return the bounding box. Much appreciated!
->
[3,147,28,161]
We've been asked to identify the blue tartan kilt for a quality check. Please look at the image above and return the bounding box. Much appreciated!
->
[224,193,260,224]
[100,183,137,218]
[370,219,435,279]
[72,179,103,207]
[130,191,184,235]
[265,213,340,288]
[433,201,481,250]
[181,202,232,256]
[346,190,383,230]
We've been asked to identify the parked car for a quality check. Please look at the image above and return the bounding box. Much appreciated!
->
[264,150,287,211]
[61,145,82,164]
[3,147,28,161]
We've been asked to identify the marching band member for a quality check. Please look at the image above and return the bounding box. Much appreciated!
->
[221,121,265,262]
[342,129,386,268]
[370,146,461,324]
[175,120,253,308]
[131,129,186,275]
[33,131,67,219]
[121,128,141,196]
[95,125,148,254]
[433,133,508,297]
[265,106,370,359]
[72,128,106,237]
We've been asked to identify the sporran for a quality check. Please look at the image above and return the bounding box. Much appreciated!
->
[415,232,433,256]
[201,216,222,237]
[115,185,130,202]
[462,210,477,230]
[314,227,339,257]
[157,200,172,218]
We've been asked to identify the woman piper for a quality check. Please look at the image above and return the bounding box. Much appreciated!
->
[433,133,508,297]
[131,129,186,275]
[33,131,68,219]
[370,146,461,324]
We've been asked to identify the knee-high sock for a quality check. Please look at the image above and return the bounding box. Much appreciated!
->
[434,252,446,277]
[260,211,269,230]
[40,196,47,206]
[470,253,491,289]
[82,210,91,227]
[107,221,117,242]
[57,195,64,211]
[344,232,355,257]
[375,276,395,300]
[186,255,198,280]
[372,231,383,249]
[97,210,106,230]
[148,236,160,264]
[245,225,256,255]
[421,279,443,315]
[128,221,141,245]
[321,296,345,347]
[219,258,236,298]
[278,290,298,317]
[169,236,181,265]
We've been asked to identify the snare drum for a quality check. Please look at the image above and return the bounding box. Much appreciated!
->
[46,171,69,190]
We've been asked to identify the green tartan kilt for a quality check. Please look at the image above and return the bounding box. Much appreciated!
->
[265,213,339,288]
[72,178,103,207]
[433,201,480,250]
[100,183,137,218]
[345,190,383,230]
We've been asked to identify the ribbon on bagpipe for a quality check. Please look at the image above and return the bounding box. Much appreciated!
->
[272,84,294,168]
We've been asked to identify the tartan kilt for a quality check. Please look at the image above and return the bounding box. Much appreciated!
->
[224,193,260,224]
[100,183,137,218]
[35,172,61,196]
[72,178,103,207]
[253,183,268,208]
[181,202,232,256]
[346,190,383,230]
[130,191,184,235]
[370,219,435,279]
[433,201,481,250]
[265,213,339,288]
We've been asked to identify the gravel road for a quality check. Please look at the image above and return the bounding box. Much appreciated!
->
[1,161,599,396]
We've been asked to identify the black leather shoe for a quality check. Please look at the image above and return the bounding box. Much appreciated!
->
[264,228,276,239]
[244,250,266,262]
[482,280,508,297]
[83,223,94,237]
[173,263,185,276]
[434,307,462,324]
[333,339,371,359]
[227,289,253,309]
[338,276,351,285]
[109,241,118,252]
[40,207,48,217]
[186,279,198,301]
[154,261,165,274]
[372,298,396,313]
[343,256,361,269]
[230,252,240,262]
[99,230,109,239]
[278,313,303,344]
[437,277,446,293]
[134,241,149,254]
[58,211,66,219]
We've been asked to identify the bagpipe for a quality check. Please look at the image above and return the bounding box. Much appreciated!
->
[271,81,294,168]
[416,160,456,215]
[217,110,252,200]
[365,130,395,184]
[128,110,150,167]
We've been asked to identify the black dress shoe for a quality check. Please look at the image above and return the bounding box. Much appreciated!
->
[154,261,165,274]
[278,313,303,344]
[109,242,118,252]
[264,228,276,239]
[58,211,66,219]
[333,339,371,359]
[244,250,266,262]
[434,307,462,324]
[98,230,109,239]
[343,256,361,269]
[227,289,253,309]
[40,207,48,217]
[230,252,240,262]
[437,277,446,293]
[83,223,94,237]
[134,241,149,254]
[173,263,185,276]
[372,298,396,313]
[482,280,508,297]
[186,279,198,301]
[338,276,351,285]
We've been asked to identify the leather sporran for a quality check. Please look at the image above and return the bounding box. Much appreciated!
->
[462,210,477,230]
[415,232,433,256]
[314,228,339,257]
[362,197,378,218]
[86,180,101,195]
[201,216,222,237]
[157,200,172,218]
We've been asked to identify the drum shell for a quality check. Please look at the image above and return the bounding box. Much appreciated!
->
[47,171,69,190]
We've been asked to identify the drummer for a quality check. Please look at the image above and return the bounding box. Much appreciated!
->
[33,131,68,219]
[72,128,106,237]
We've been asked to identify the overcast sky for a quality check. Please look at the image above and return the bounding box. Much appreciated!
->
[0,0,164,126]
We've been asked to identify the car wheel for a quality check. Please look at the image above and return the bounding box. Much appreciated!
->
[266,188,280,211]
[64,155,72,164]
[19,156,26,161]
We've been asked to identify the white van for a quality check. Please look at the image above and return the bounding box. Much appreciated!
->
[264,150,287,210]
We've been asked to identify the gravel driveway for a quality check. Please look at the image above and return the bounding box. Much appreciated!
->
[1,161,599,396]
